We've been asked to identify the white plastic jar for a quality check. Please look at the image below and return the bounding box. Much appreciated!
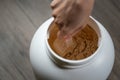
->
[30,17,115,80]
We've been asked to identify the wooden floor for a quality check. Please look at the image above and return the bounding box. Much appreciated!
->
[0,0,120,80]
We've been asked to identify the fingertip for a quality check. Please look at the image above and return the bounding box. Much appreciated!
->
[52,12,57,18]
[50,0,62,9]
[50,0,55,9]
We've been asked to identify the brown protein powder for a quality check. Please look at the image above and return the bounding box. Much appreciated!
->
[48,22,98,60]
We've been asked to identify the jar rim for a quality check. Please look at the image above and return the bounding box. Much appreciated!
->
[45,16,103,68]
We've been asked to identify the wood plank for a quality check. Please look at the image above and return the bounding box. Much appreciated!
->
[0,0,37,80]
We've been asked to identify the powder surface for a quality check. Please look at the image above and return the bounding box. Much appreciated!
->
[48,22,98,60]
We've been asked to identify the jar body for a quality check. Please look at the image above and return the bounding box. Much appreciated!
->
[30,17,115,80]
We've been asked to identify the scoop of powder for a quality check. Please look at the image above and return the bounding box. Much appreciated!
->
[48,22,98,60]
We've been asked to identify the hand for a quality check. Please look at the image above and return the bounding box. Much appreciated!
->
[51,0,94,38]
